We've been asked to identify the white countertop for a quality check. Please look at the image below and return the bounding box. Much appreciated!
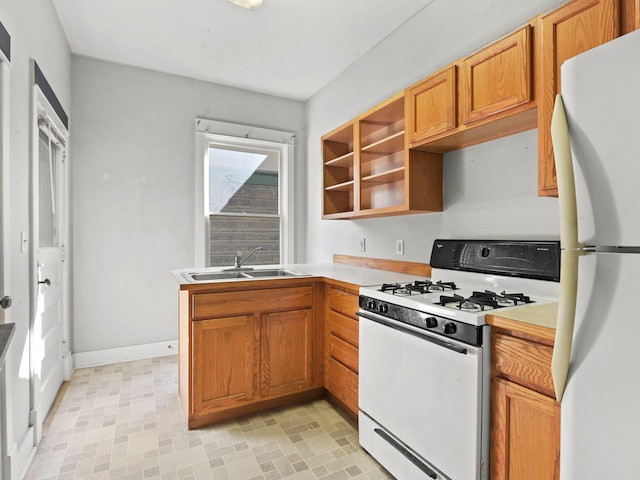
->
[171,262,422,288]
[490,301,558,330]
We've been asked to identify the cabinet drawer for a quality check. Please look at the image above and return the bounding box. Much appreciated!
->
[326,357,358,415]
[326,310,359,347]
[326,286,358,319]
[328,333,358,373]
[193,286,313,320]
[493,332,555,397]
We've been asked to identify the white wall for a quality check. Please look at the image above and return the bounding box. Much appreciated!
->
[70,57,306,360]
[306,0,565,264]
[0,1,71,478]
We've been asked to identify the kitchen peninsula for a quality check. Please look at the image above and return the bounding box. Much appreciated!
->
[172,262,422,429]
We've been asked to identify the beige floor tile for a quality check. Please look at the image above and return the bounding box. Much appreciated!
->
[24,356,392,480]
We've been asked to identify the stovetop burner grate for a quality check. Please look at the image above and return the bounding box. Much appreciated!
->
[380,280,458,296]
[437,289,534,311]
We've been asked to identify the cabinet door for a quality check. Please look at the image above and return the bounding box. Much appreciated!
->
[406,66,457,145]
[491,378,561,480]
[538,0,619,196]
[192,316,258,415]
[260,309,313,398]
[460,26,532,125]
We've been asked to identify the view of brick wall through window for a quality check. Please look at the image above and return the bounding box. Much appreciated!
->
[209,172,280,266]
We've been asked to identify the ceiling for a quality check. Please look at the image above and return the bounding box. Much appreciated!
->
[51,0,435,101]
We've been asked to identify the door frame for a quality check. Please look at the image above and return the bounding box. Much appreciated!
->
[0,41,9,326]
[0,40,10,480]
[29,84,71,441]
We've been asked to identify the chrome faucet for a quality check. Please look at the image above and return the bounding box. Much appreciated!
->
[233,246,263,269]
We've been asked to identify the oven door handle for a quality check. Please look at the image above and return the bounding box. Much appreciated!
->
[356,311,468,355]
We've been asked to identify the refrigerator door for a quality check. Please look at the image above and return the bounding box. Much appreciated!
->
[561,29,640,247]
[561,251,640,479]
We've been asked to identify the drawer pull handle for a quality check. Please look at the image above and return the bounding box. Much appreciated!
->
[374,428,438,479]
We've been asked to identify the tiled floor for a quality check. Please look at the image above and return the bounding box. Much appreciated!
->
[25,355,392,480]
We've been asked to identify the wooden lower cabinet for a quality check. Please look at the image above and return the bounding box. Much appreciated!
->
[323,282,360,418]
[179,280,324,429]
[192,315,258,415]
[491,378,561,480]
[489,322,560,480]
[260,309,314,398]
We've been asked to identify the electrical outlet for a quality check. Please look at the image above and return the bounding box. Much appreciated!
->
[396,239,404,255]
[359,238,366,252]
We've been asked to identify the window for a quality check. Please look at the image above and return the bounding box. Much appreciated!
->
[195,120,295,267]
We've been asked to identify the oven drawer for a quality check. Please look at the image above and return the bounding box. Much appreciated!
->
[326,310,359,346]
[326,357,358,414]
[328,332,358,373]
[326,286,359,319]
[493,332,554,397]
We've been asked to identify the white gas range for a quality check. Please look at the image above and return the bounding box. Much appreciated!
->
[357,240,560,480]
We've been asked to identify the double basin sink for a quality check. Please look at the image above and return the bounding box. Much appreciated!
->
[183,268,309,283]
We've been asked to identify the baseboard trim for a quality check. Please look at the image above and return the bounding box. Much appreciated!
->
[73,340,178,369]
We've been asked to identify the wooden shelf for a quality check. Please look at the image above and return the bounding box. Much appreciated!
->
[325,151,354,168]
[361,130,404,154]
[362,167,404,184]
[325,180,354,192]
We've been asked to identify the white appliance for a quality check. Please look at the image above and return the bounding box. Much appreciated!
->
[358,240,560,480]
[550,29,640,480]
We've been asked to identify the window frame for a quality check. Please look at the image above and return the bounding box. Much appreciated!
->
[195,119,295,267]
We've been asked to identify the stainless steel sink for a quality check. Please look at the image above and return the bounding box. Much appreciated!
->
[183,268,309,282]
[187,271,247,281]
[244,269,307,278]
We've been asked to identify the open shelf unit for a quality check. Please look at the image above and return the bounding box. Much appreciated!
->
[322,122,356,218]
[322,92,443,219]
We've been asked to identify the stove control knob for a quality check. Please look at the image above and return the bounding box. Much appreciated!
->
[443,322,457,335]
[425,317,438,328]
[367,299,377,310]
[378,303,389,314]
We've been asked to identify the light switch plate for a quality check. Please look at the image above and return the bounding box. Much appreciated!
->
[396,239,404,255]
[359,238,366,252]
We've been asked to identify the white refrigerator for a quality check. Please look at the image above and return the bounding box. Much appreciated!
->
[550,29,640,479]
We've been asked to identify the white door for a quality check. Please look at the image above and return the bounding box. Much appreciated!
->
[32,100,69,439]
[0,60,8,325]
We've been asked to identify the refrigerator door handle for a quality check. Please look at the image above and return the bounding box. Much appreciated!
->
[550,94,585,402]
[551,94,583,252]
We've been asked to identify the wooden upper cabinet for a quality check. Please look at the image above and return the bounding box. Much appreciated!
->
[537,0,620,196]
[406,66,457,146]
[622,0,640,32]
[460,26,533,125]
[408,26,537,154]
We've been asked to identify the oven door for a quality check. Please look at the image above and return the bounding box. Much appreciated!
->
[358,310,488,480]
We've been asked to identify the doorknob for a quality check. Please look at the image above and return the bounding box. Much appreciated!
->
[38,278,51,287]
[0,295,11,309]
